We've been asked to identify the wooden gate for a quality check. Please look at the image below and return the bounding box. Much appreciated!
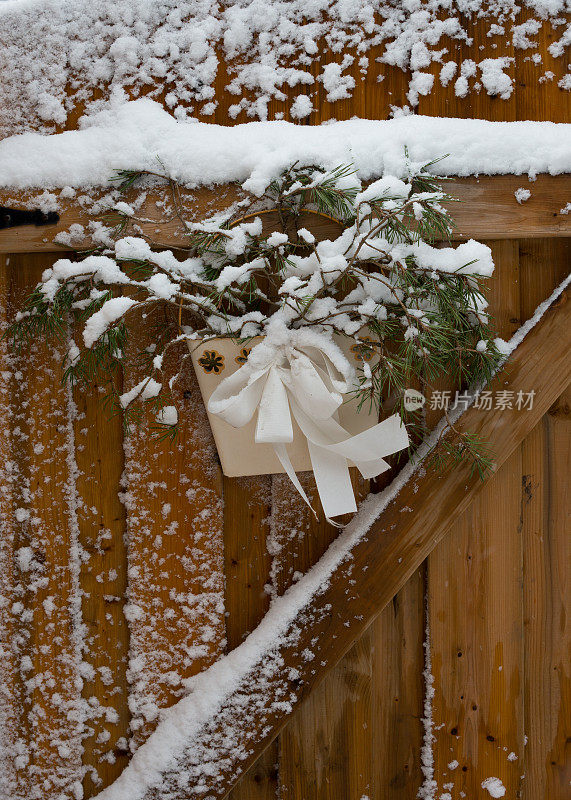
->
[0,8,569,800]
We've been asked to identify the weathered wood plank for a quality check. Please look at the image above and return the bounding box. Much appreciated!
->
[223,476,273,653]
[370,568,426,800]
[428,447,525,798]
[128,275,570,800]
[277,477,424,800]
[122,335,227,745]
[223,475,278,800]
[279,627,375,800]
[520,387,570,799]
[518,237,570,799]
[72,356,130,794]
[0,258,27,797]
[274,473,369,800]
[0,255,85,799]
[426,239,525,798]
[0,175,569,254]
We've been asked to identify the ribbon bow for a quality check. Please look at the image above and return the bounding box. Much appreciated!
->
[208,341,409,522]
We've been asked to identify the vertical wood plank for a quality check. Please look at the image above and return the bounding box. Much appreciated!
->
[275,472,376,799]
[370,567,425,800]
[518,237,570,799]
[224,474,279,800]
[0,256,25,798]
[428,447,525,798]
[515,10,571,123]
[425,239,525,798]
[72,370,130,794]
[223,476,273,651]
[273,475,345,800]
[279,628,374,800]
[520,389,570,800]
[0,254,85,799]
[122,340,227,745]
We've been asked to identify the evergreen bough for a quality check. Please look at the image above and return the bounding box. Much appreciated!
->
[7,158,503,478]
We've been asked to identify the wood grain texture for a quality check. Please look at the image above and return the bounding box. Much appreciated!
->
[223,475,278,800]
[370,568,426,800]
[520,387,570,799]
[0,175,569,254]
[428,447,526,798]
[281,566,425,800]
[122,339,227,745]
[0,255,84,799]
[514,9,571,124]
[518,238,570,799]
[134,281,571,800]
[279,627,375,800]
[274,472,369,800]
[426,238,524,797]
[72,360,130,794]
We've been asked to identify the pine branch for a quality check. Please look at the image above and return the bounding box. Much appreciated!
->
[8,157,503,478]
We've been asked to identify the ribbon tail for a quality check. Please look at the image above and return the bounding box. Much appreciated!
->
[291,402,409,520]
[348,413,409,478]
[307,439,357,520]
[290,401,358,520]
[273,443,319,521]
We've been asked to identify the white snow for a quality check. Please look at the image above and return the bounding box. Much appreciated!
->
[418,607,437,800]
[481,777,506,797]
[440,62,457,87]
[156,406,178,426]
[290,95,314,120]
[515,188,531,203]
[478,58,515,99]
[82,296,137,347]
[391,240,495,277]
[0,100,569,193]
[0,0,567,133]
[119,378,162,409]
[15,546,34,572]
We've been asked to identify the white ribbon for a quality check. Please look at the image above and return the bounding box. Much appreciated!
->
[208,342,409,522]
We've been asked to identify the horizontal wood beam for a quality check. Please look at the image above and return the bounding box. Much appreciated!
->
[111,288,570,800]
[1,175,569,254]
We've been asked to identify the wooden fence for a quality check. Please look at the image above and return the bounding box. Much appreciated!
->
[0,12,569,800]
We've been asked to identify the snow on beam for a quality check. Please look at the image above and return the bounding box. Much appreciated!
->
[93,285,570,800]
[0,175,569,254]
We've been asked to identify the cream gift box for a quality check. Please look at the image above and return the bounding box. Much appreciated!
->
[189,335,379,478]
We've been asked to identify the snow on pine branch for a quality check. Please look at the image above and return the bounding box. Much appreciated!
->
[0,0,569,134]
[0,100,570,192]
[8,160,504,477]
